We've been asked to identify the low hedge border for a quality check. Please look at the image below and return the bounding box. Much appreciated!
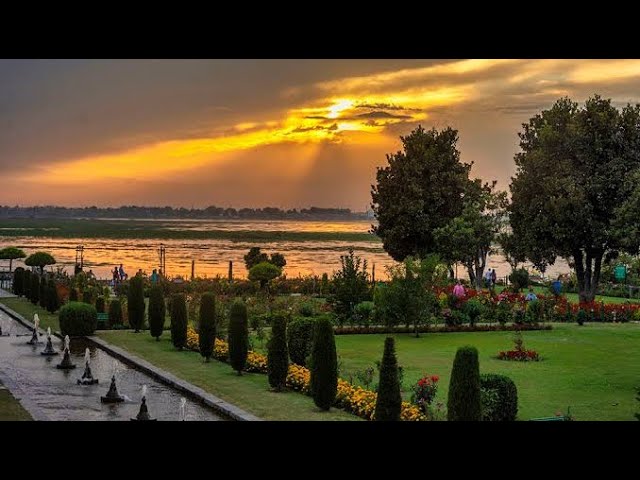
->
[333,323,553,335]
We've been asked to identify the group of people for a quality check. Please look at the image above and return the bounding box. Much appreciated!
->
[112,264,127,285]
[483,268,498,288]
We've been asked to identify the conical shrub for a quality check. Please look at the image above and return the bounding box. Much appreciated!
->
[198,293,217,361]
[228,299,248,375]
[148,285,165,341]
[267,313,289,391]
[310,316,337,410]
[374,337,402,421]
[447,345,482,421]
[170,293,187,349]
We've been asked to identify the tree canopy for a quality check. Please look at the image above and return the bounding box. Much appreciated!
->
[248,261,282,289]
[24,251,56,274]
[0,247,26,272]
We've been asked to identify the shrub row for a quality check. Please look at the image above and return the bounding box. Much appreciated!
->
[333,323,553,335]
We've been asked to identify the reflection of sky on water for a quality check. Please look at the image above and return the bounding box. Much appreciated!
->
[0,220,570,281]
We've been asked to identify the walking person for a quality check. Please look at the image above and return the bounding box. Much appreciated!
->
[491,268,497,287]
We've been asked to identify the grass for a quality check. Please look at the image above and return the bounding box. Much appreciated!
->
[0,218,377,243]
[333,323,640,421]
[0,384,32,421]
[0,297,60,331]
[496,285,640,304]
[97,331,359,421]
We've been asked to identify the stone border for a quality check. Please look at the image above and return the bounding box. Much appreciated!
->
[0,301,261,422]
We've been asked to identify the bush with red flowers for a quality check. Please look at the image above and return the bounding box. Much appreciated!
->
[410,374,439,413]
[497,330,540,362]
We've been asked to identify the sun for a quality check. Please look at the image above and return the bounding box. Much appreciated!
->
[326,99,354,119]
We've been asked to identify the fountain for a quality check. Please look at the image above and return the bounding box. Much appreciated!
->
[40,327,58,356]
[26,314,42,345]
[77,348,99,385]
[100,370,125,403]
[179,397,187,421]
[131,385,157,421]
[56,335,76,370]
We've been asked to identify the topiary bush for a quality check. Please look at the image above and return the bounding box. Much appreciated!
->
[228,299,249,375]
[374,337,402,421]
[310,316,338,410]
[30,273,40,305]
[127,275,145,333]
[39,275,47,309]
[576,308,587,326]
[509,268,530,292]
[108,299,123,327]
[22,270,32,299]
[148,285,165,341]
[287,316,316,366]
[463,298,484,327]
[447,345,482,421]
[12,267,24,296]
[59,301,97,336]
[46,279,59,313]
[95,296,106,314]
[480,373,518,421]
[170,293,188,349]
[198,293,217,361]
[267,313,289,391]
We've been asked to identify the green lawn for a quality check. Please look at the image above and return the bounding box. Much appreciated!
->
[0,384,32,421]
[0,297,60,332]
[496,285,640,304]
[334,323,640,421]
[97,331,359,421]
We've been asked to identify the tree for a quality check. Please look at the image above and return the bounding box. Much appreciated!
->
[30,273,40,305]
[46,279,59,313]
[433,181,506,289]
[170,293,187,349]
[267,313,289,391]
[447,346,482,421]
[12,267,24,296]
[24,251,56,274]
[244,247,268,270]
[510,95,640,302]
[228,300,248,375]
[0,247,26,272]
[371,126,472,261]
[310,316,338,410]
[148,285,165,341]
[497,232,527,270]
[127,275,145,333]
[39,275,47,309]
[22,270,31,299]
[269,253,287,268]
[287,317,315,366]
[108,299,123,327]
[329,249,370,324]
[248,261,282,289]
[374,337,402,421]
[198,293,217,361]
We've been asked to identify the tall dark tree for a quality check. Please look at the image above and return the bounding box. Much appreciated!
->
[170,293,187,349]
[30,273,40,305]
[374,337,402,421]
[244,247,268,270]
[310,316,338,410]
[39,275,47,309]
[46,279,59,313]
[22,270,31,299]
[24,251,56,274]
[0,246,26,272]
[497,232,527,270]
[148,285,165,341]
[269,253,287,268]
[447,346,482,421]
[371,126,472,261]
[127,275,145,332]
[510,95,640,302]
[228,299,248,375]
[198,293,217,361]
[12,267,25,296]
[267,313,289,391]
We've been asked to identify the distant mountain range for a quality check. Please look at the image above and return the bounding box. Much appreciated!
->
[0,205,372,221]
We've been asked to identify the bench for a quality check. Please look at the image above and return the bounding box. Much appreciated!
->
[97,312,109,328]
[531,407,573,421]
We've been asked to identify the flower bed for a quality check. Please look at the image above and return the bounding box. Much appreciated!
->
[334,323,552,335]
[186,326,426,421]
[497,349,540,361]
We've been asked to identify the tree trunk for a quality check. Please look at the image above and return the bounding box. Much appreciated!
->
[448,266,454,280]
[573,248,604,303]
[466,264,475,287]
[474,247,488,290]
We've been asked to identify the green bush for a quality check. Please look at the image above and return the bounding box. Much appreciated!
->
[46,279,59,313]
[12,267,25,296]
[310,316,338,410]
[108,299,123,327]
[30,274,40,305]
[69,287,78,302]
[299,302,315,317]
[148,285,166,341]
[329,249,371,324]
[95,296,105,313]
[374,337,402,421]
[267,313,289,391]
[127,275,145,332]
[39,276,47,309]
[354,301,375,327]
[248,261,282,289]
[22,270,31,299]
[463,298,484,326]
[228,299,249,375]
[576,309,587,326]
[59,302,97,336]
[170,293,188,349]
[480,373,518,421]
[508,268,530,292]
[198,293,217,361]
[287,316,316,366]
[82,288,94,305]
[526,299,543,323]
[447,345,481,421]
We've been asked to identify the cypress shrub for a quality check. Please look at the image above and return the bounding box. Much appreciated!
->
[148,285,165,341]
[46,279,59,313]
[39,276,47,309]
[127,275,145,332]
[310,316,338,410]
[12,267,24,296]
[374,337,402,421]
[108,299,123,327]
[228,299,248,375]
[447,345,482,421]
[30,273,40,305]
[69,287,79,302]
[480,373,518,421]
[170,293,187,350]
[198,293,217,361]
[267,313,289,391]
[287,316,315,366]
[95,296,106,314]
[23,270,32,299]
[82,288,94,305]
[59,301,97,336]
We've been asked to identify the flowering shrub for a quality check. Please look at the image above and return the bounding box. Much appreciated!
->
[410,375,439,413]
[497,330,540,362]
[186,326,426,421]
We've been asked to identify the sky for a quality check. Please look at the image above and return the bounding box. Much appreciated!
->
[2,59,640,210]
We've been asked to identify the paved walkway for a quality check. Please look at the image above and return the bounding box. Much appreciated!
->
[0,289,16,298]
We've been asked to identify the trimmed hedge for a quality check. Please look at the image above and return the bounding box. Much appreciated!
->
[267,313,289,391]
[148,285,165,340]
[480,373,518,421]
[447,346,481,421]
[12,267,24,296]
[198,293,216,361]
[30,274,40,305]
[333,323,552,335]
[59,302,97,336]
[170,293,188,349]
[228,299,249,374]
[287,316,316,366]
[39,276,47,309]
[46,279,59,313]
[108,299,123,327]
[23,270,32,299]
[95,296,106,314]
[374,337,402,421]
[310,316,338,410]
[128,275,145,332]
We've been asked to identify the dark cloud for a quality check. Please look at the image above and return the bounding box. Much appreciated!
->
[355,111,411,120]
[355,102,420,111]
[290,123,338,133]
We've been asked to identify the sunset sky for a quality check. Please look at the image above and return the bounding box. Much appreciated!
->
[2,59,640,210]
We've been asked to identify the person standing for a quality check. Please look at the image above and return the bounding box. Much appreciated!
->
[525,287,538,302]
[119,264,127,281]
[491,268,497,287]
[151,269,159,284]
[453,280,466,299]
